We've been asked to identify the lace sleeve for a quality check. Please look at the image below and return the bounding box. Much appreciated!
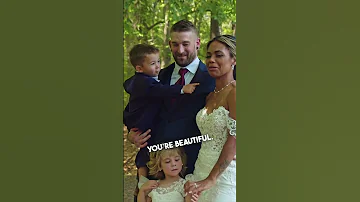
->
[227,116,236,138]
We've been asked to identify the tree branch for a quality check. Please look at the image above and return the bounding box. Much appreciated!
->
[146,21,165,31]
[182,10,196,18]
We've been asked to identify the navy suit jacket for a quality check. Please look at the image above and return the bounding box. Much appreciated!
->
[123,72,183,133]
[153,61,215,174]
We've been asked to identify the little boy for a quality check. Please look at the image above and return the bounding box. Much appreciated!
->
[123,44,199,199]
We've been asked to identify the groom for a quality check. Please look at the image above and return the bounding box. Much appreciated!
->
[128,19,215,175]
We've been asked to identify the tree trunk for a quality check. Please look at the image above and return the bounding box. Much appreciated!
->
[197,21,201,36]
[162,0,171,68]
[193,1,197,27]
[210,15,220,39]
[232,21,236,36]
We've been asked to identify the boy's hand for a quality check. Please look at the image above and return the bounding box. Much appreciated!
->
[182,83,200,94]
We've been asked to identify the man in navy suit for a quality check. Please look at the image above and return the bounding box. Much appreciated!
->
[128,20,215,176]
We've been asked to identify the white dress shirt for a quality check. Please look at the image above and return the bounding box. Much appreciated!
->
[152,76,160,82]
[170,57,200,85]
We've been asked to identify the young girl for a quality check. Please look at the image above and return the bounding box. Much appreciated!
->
[137,148,198,202]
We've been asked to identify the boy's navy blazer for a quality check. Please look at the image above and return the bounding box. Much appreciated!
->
[123,72,183,132]
[155,61,215,174]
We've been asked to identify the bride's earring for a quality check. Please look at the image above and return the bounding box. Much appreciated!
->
[231,65,234,70]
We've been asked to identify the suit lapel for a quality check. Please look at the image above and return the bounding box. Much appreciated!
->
[190,61,207,84]
[159,63,175,109]
[159,64,175,85]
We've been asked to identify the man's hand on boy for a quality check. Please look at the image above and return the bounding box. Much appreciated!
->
[128,128,151,148]
[182,83,200,94]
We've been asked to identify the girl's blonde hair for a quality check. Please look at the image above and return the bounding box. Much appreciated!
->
[146,147,187,180]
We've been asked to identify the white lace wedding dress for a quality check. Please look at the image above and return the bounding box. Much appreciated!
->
[186,106,236,202]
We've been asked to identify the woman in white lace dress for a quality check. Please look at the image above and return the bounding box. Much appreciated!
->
[185,35,237,202]
[137,148,198,202]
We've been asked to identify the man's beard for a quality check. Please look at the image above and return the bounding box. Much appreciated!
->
[173,52,196,67]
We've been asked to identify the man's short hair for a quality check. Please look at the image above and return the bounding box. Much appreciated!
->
[170,19,198,36]
[129,44,159,68]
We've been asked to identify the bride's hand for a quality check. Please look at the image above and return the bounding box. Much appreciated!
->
[185,178,216,195]
[184,181,191,194]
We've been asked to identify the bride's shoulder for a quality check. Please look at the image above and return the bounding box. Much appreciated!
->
[225,82,236,101]
[227,86,236,101]
[226,87,236,118]
[230,81,236,90]
[206,92,214,102]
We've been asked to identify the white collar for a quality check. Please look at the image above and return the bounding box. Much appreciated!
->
[152,76,160,82]
[174,57,200,74]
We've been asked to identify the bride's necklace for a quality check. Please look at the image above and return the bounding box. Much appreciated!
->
[214,80,235,94]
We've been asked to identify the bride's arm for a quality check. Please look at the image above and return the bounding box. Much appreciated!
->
[186,88,236,194]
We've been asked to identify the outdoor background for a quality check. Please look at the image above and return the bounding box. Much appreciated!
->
[2,0,360,202]
[123,1,236,201]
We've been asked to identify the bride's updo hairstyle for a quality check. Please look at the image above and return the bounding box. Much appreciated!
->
[147,147,187,180]
[206,35,236,79]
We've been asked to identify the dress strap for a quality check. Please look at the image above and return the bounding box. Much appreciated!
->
[227,116,236,138]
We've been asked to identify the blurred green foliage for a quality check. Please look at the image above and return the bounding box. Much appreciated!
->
[123,0,236,107]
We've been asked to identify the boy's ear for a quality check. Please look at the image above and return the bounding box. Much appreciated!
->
[135,65,143,72]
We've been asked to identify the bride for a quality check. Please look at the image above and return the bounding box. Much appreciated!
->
[184,35,237,202]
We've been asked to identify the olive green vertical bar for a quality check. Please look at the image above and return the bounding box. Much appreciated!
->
[235,1,241,202]
[118,0,125,201]
[237,1,360,202]
[0,0,123,201]
[119,0,125,200]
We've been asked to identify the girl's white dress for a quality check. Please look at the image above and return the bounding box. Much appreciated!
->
[186,106,237,202]
[138,176,186,202]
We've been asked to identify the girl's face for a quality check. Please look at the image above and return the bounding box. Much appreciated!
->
[205,40,236,78]
[160,153,183,178]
